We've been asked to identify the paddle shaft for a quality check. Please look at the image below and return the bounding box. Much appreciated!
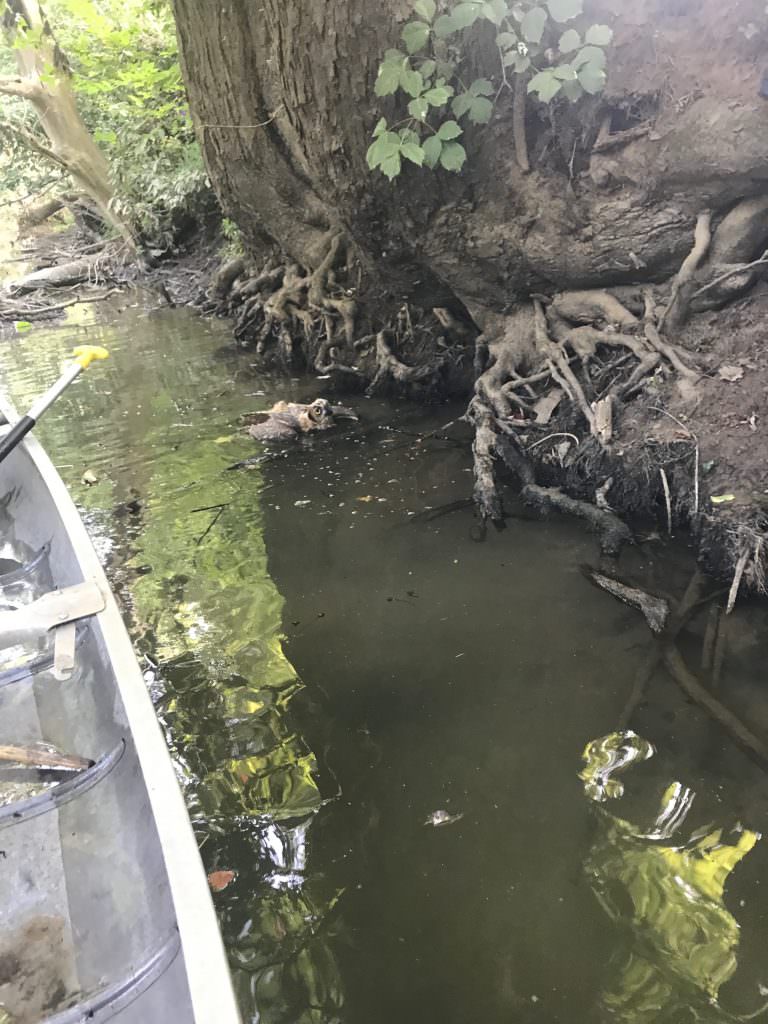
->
[0,361,85,467]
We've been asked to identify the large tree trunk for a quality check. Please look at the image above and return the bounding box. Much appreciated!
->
[174,0,768,589]
[1,0,135,247]
[174,0,768,314]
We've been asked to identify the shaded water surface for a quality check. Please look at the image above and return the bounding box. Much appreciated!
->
[2,297,768,1023]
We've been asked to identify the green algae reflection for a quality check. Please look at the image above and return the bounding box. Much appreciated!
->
[581,731,761,1023]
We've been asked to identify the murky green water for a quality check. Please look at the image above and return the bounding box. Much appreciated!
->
[3,297,768,1023]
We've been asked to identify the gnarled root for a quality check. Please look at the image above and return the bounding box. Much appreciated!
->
[366,330,444,397]
[523,485,632,556]
[660,210,712,333]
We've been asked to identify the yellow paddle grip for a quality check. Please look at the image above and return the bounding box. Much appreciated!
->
[71,346,110,369]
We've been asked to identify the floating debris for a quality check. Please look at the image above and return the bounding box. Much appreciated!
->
[207,870,236,892]
[424,810,464,828]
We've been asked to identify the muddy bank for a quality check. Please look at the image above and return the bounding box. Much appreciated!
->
[4,211,768,603]
[191,227,768,602]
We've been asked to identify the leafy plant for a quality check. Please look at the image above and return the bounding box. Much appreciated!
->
[0,0,211,245]
[368,0,613,179]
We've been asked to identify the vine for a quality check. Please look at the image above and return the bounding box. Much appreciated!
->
[367,0,612,179]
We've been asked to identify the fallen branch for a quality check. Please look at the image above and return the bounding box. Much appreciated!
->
[580,565,669,632]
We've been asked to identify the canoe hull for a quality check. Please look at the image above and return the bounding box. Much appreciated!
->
[0,405,239,1023]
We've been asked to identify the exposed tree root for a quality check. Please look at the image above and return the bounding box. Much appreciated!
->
[663,646,768,769]
[366,330,444,397]
[523,485,631,556]
[660,210,712,333]
[584,564,768,769]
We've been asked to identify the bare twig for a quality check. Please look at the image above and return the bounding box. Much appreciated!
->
[526,432,580,452]
[660,467,672,535]
[692,249,768,298]
[726,545,750,615]
[200,105,284,131]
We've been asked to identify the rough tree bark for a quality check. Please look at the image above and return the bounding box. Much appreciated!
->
[1,0,135,247]
[174,0,768,575]
[173,0,768,314]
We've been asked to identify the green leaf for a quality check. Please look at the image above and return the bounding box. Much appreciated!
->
[401,142,425,165]
[452,2,484,29]
[585,23,613,45]
[561,78,584,101]
[14,321,32,332]
[577,61,606,94]
[559,28,581,53]
[467,95,493,123]
[384,48,406,62]
[503,52,531,73]
[375,62,403,96]
[422,135,443,168]
[527,69,563,101]
[373,117,388,137]
[424,85,452,106]
[408,96,430,120]
[481,0,509,25]
[553,64,577,79]
[366,135,400,169]
[510,2,526,20]
[437,119,463,140]
[470,78,494,96]
[420,59,437,79]
[546,0,583,21]
[400,67,425,97]
[439,141,467,171]
[400,127,421,145]
[521,6,547,43]
[434,13,456,36]
[380,152,403,180]
[452,93,473,118]
[573,44,606,68]
[403,20,431,54]
[436,59,456,78]
[413,0,437,20]
[496,31,518,50]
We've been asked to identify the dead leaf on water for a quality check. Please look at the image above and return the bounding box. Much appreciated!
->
[207,870,236,892]
[81,469,98,486]
[718,365,744,383]
[357,495,375,503]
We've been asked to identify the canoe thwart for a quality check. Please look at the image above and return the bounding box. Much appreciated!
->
[0,581,105,650]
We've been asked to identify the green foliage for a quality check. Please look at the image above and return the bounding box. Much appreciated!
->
[369,0,614,179]
[0,0,211,245]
